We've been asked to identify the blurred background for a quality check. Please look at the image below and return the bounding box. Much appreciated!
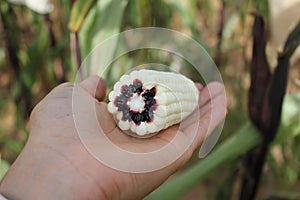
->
[0,0,300,199]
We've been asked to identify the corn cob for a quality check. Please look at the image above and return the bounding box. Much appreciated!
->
[107,69,199,137]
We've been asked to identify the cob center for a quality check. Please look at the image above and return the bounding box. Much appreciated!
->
[127,93,145,112]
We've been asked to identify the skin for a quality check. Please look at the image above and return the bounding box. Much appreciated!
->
[0,76,229,200]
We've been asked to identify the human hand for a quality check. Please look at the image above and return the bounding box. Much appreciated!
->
[0,76,228,200]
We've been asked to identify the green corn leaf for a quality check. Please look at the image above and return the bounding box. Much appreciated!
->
[68,0,97,32]
[78,0,129,77]
[0,160,10,181]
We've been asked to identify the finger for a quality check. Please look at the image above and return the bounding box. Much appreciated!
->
[181,94,228,151]
[195,83,203,91]
[180,92,227,131]
[199,82,225,107]
[196,96,228,148]
[79,75,106,101]
[179,82,227,131]
[199,93,229,118]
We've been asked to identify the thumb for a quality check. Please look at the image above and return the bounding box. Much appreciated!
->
[79,75,106,101]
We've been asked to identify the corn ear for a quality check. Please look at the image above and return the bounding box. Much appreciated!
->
[107,69,199,137]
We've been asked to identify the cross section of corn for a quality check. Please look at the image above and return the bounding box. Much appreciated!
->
[107,69,199,137]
